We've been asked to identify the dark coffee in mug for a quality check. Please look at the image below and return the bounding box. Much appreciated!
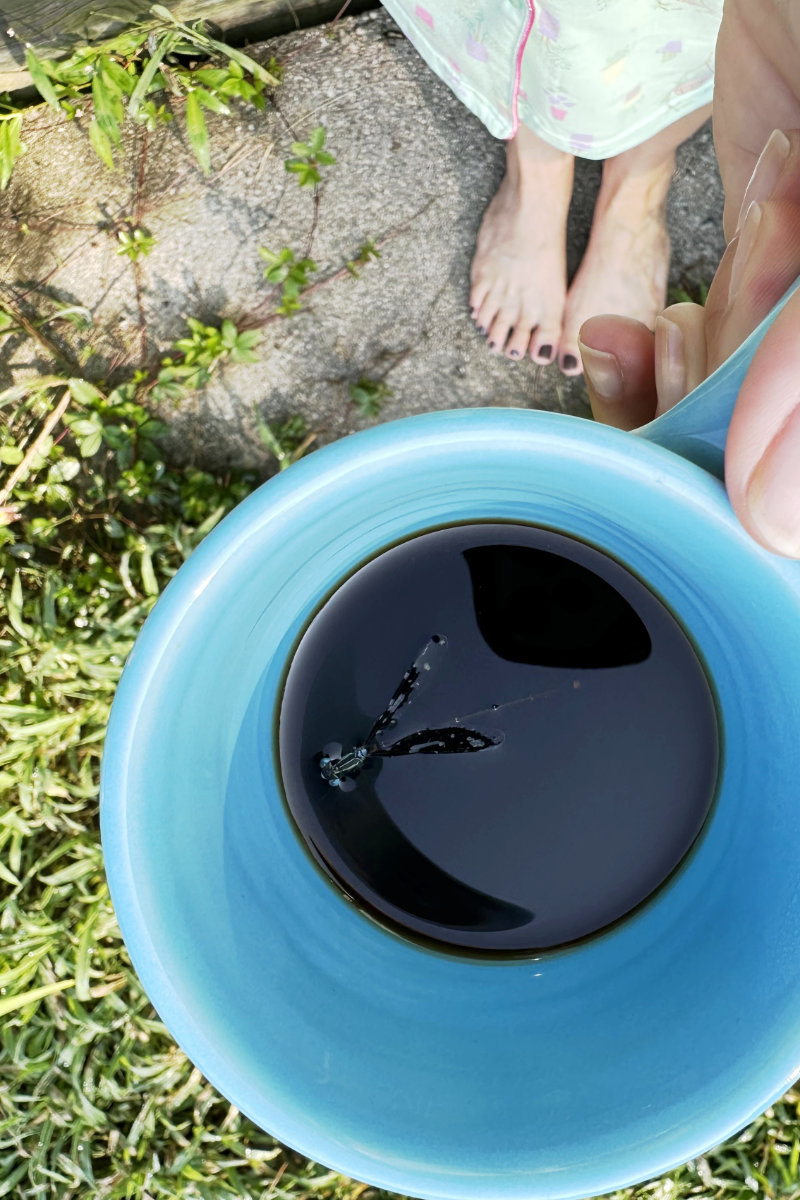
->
[277,523,719,954]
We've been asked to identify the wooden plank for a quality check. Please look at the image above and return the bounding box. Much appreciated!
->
[0,0,377,79]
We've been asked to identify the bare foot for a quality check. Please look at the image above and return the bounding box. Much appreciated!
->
[561,104,713,376]
[558,154,673,376]
[470,124,574,363]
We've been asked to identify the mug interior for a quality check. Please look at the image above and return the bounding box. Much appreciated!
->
[101,408,800,1200]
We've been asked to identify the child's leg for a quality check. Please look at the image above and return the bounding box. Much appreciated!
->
[558,104,713,375]
[469,122,574,364]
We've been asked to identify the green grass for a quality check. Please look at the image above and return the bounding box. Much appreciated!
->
[667,278,711,308]
[3,435,800,1200]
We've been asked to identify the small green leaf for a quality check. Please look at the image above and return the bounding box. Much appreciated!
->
[236,330,260,350]
[0,445,23,465]
[65,417,96,436]
[68,378,105,406]
[88,118,114,170]
[185,90,210,175]
[199,38,279,86]
[8,572,32,639]
[349,376,392,419]
[92,70,123,145]
[25,48,61,112]
[194,87,230,115]
[78,430,103,458]
[140,545,159,596]
[48,457,80,483]
[231,344,259,364]
[192,67,229,88]
[0,115,26,190]
[254,409,286,464]
[102,57,137,96]
[309,125,326,153]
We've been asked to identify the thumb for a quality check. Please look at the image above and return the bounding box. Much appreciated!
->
[725,287,800,556]
[578,316,658,430]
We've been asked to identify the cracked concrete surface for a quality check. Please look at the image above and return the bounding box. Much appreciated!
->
[0,6,726,473]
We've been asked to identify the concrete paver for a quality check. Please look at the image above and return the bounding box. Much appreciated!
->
[0,7,726,472]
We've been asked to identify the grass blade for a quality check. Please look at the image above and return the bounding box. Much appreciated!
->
[129,31,177,117]
[185,90,210,175]
[148,6,279,86]
[0,979,75,1017]
[203,40,280,86]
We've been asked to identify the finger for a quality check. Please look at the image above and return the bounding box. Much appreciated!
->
[707,197,800,374]
[714,0,800,239]
[578,315,658,431]
[713,9,775,240]
[725,288,800,557]
[653,302,707,416]
[733,128,800,235]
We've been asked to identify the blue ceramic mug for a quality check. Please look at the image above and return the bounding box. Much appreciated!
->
[101,279,800,1200]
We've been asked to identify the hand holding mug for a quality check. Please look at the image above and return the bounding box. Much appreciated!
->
[580,0,800,558]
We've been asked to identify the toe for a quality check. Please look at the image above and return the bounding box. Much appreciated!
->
[505,320,535,361]
[529,331,558,365]
[556,317,584,374]
[487,307,517,355]
[474,291,501,338]
[469,279,490,321]
[559,348,583,376]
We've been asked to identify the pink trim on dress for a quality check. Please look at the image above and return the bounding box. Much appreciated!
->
[509,0,536,139]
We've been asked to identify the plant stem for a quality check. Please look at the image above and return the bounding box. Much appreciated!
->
[0,388,71,507]
[0,297,77,371]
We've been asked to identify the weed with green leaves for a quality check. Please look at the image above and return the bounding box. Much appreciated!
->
[0,3,281,187]
[284,124,336,188]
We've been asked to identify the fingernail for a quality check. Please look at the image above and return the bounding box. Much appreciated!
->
[562,353,579,372]
[577,341,622,399]
[738,129,790,230]
[728,201,762,304]
[746,404,800,557]
[654,316,686,413]
[538,343,554,361]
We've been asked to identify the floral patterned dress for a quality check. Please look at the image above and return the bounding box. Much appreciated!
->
[380,0,724,158]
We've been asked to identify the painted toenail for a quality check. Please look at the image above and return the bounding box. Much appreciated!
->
[488,340,496,349]
[562,354,578,371]
[478,325,487,334]
[539,344,554,360]
[509,349,520,358]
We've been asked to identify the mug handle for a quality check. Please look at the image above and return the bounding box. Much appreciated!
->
[636,275,800,479]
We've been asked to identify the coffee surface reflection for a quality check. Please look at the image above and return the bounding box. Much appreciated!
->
[278,523,719,954]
